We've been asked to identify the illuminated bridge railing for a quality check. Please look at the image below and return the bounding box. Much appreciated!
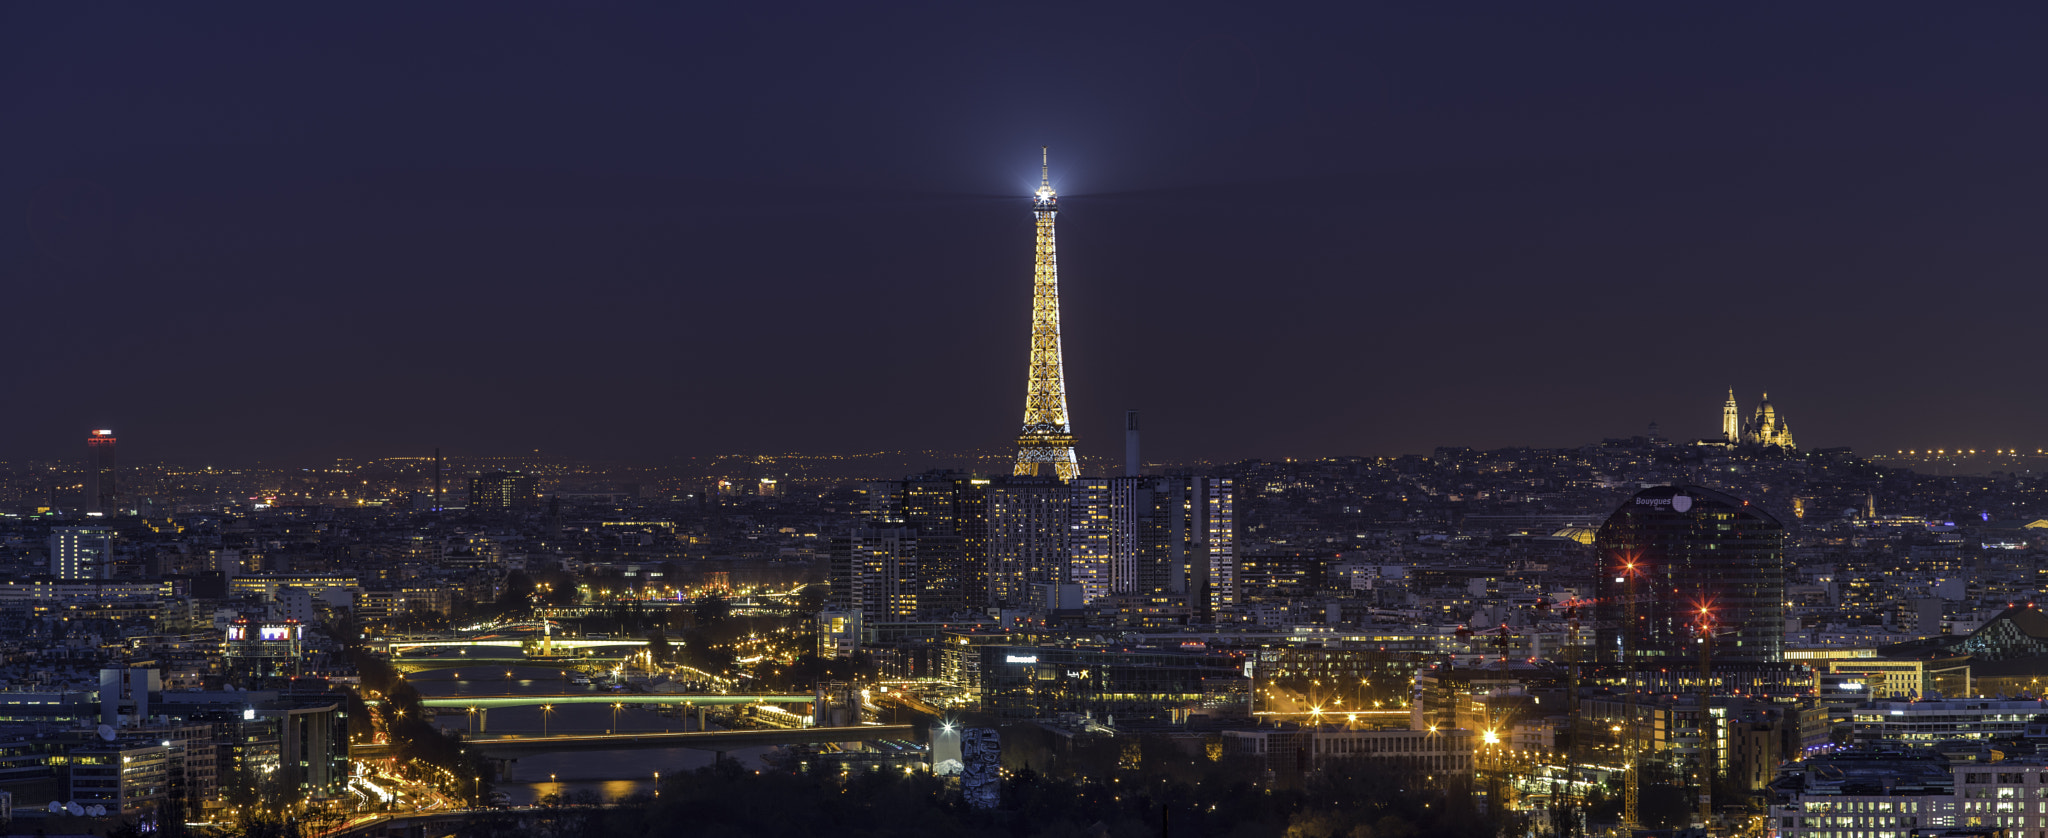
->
[417,693,814,710]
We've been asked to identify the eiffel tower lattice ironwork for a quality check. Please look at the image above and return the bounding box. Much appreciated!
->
[1014,147,1078,480]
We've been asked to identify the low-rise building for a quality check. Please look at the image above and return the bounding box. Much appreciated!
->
[227,574,358,605]
[1852,698,2046,753]
[1954,762,2048,838]
[67,740,170,816]
[1222,726,1476,782]
[976,642,1244,722]
[1767,752,1957,838]
[1769,753,2048,838]
[1820,654,1971,701]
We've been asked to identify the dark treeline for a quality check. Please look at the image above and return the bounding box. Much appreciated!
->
[432,751,1496,838]
[195,723,1581,838]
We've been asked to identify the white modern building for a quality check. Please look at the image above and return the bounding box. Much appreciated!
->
[1852,697,2045,752]
[1770,753,2048,838]
[49,526,114,580]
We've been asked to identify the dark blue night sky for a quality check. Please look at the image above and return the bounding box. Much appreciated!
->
[5,3,2046,464]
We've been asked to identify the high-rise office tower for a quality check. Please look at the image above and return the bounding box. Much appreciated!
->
[987,476,1070,607]
[905,475,988,615]
[828,528,921,622]
[1067,479,1116,604]
[50,525,115,579]
[1068,477,1142,604]
[84,429,117,515]
[1593,485,1786,664]
[1068,475,1235,619]
[1013,148,1079,480]
[860,470,1235,618]
[1142,476,1236,622]
[1198,477,1237,618]
[858,473,990,615]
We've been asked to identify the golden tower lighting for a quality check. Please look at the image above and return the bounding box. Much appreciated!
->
[1013,146,1079,480]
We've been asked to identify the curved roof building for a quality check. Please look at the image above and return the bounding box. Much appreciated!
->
[1593,485,1787,665]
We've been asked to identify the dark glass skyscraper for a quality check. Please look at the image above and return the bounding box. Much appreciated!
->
[1593,485,1786,665]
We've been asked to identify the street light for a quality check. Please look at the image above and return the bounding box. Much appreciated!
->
[542,704,555,737]
[612,702,623,733]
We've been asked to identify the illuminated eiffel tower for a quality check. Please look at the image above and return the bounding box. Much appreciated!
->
[1013,147,1079,480]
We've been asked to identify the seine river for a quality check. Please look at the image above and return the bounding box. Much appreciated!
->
[409,665,771,805]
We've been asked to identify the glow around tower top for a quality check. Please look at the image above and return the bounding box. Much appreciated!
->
[1034,146,1056,208]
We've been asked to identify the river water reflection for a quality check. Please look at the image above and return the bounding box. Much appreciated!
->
[407,665,770,805]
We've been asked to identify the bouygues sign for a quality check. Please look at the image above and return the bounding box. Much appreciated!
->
[1633,493,1694,513]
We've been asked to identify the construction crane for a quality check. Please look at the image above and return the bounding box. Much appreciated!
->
[1550,599,1587,766]
[1480,620,1520,824]
[1486,622,1515,745]
[1619,554,1643,833]
[1692,598,1737,833]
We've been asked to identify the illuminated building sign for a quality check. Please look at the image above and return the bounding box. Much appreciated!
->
[1005,655,1038,664]
[1632,494,1694,512]
[228,620,301,643]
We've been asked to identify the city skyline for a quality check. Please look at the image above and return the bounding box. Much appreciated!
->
[8,7,2048,836]
[24,389,2048,472]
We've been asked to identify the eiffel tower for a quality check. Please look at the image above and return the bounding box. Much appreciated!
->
[1013,147,1079,480]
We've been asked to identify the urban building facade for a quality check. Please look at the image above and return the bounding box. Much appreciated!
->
[828,528,920,623]
[1767,752,1957,838]
[468,471,539,512]
[49,525,115,580]
[84,429,117,514]
[1222,727,1477,782]
[976,642,1244,722]
[1594,485,1788,664]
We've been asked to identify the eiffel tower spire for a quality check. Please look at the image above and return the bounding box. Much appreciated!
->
[1014,147,1079,480]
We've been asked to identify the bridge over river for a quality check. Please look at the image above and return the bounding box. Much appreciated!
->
[350,724,917,760]
[383,638,651,653]
[419,693,812,711]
